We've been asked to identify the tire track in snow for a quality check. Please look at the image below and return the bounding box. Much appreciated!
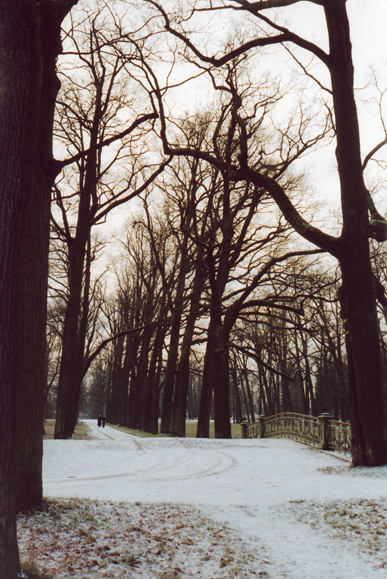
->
[46,447,237,484]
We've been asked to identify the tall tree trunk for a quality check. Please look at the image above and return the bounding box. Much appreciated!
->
[240,373,251,423]
[107,335,126,424]
[213,329,231,438]
[0,4,33,570]
[152,342,165,433]
[323,0,387,465]
[230,361,243,423]
[134,326,153,429]
[258,362,271,416]
[117,334,133,425]
[279,327,292,413]
[55,73,102,439]
[54,236,88,438]
[293,330,308,414]
[160,243,190,433]
[142,324,166,432]
[301,332,316,416]
[170,263,206,436]
[197,318,231,438]
[12,0,78,512]
[258,364,268,416]
[0,0,77,569]
[126,334,141,427]
[340,251,387,464]
[196,326,216,438]
[107,331,133,426]
[69,236,92,432]
[243,369,255,424]
[197,248,231,438]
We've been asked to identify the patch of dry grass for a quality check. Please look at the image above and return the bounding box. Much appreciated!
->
[43,420,93,440]
[110,424,160,438]
[17,499,267,578]
[288,498,387,570]
[111,421,242,439]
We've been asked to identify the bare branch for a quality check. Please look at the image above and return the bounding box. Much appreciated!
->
[231,0,323,10]
[92,157,172,225]
[55,112,158,171]
[363,136,387,172]
[74,318,171,395]
[235,166,342,256]
[232,343,295,381]
[145,0,330,68]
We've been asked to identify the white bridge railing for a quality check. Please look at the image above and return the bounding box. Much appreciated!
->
[241,412,351,454]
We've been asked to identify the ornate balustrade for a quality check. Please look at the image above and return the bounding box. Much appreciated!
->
[327,419,351,453]
[241,412,351,454]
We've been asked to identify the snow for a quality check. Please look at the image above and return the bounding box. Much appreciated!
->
[18,420,387,578]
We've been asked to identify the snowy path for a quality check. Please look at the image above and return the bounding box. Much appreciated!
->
[43,420,387,578]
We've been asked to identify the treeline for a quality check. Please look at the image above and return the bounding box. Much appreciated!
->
[48,172,387,435]
[47,163,355,435]
[82,214,352,432]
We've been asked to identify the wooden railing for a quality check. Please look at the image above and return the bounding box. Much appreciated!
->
[241,412,351,454]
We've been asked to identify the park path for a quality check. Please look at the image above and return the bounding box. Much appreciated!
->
[43,420,387,578]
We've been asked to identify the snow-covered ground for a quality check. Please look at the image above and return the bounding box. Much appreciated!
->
[19,420,387,578]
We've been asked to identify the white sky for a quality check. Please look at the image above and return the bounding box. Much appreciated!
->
[282,0,387,159]
[43,420,387,579]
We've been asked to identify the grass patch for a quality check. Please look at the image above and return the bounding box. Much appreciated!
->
[109,424,160,438]
[186,421,241,439]
[122,553,141,567]
[43,420,92,440]
[22,560,54,579]
[18,499,267,578]
[110,421,242,439]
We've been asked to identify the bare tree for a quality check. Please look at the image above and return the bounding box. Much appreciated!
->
[51,5,170,438]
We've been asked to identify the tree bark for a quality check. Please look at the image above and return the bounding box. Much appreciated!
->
[230,361,243,423]
[197,317,232,438]
[160,240,190,433]
[196,326,216,438]
[170,262,206,436]
[8,3,79,509]
[54,233,90,438]
[323,0,387,464]
[0,4,31,570]
[142,324,166,432]
[0,0,78,524]
[213,330,232,438]
[243,369,255,423]
[0,0,78,570]
[107,335,126,424]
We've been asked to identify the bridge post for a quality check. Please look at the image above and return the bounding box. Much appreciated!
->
[241,422,249,438]
[318,413,333,450]
[257,415,266,439]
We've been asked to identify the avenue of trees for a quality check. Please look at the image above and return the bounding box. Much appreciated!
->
[1,1,387,577]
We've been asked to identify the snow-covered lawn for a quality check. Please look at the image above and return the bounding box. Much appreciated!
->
[18,420,387,578]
